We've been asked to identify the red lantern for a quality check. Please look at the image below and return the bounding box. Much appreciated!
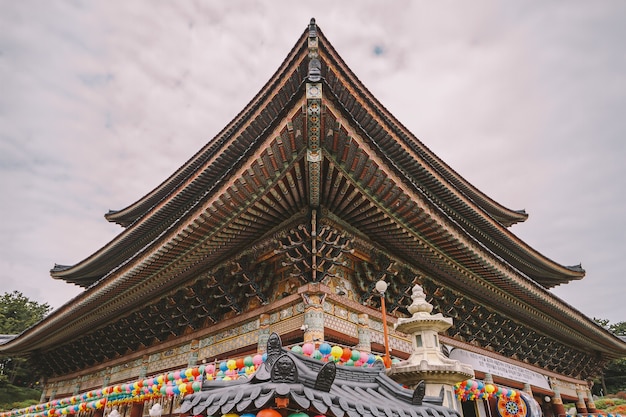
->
[341,347,352,362]
[257,409,282,417]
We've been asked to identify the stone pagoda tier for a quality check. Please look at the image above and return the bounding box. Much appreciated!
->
[388,284,474,408]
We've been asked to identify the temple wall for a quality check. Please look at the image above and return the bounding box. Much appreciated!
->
[368,317,413,353]
[42,292,415,400]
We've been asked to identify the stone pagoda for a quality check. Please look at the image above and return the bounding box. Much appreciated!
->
[388,284,474,409]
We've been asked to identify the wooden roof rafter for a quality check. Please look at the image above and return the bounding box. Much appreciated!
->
[306,111,623,357]
[318,59,584,289]
[51,19,581,292]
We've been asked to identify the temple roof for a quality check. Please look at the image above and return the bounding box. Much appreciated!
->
[2,19,625,374]
[181,333,459,417]
[50,20,580,290]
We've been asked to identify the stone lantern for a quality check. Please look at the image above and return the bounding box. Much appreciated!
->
[387,284,474,409]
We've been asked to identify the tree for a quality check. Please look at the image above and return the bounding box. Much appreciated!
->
[0,291,51,387]
[608,322,626,336]
[593,318,626,395]
[0,291,51,334]
[595,318,626,336]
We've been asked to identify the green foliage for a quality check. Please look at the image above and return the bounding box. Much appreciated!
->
[610,322,626,336]
[593,318,626,395]
[594,318,626,336]
[594,398,626,409]
[0,291,51,387]
[604,358,626,393]
[0,383,41,412]
[0,291,51,334]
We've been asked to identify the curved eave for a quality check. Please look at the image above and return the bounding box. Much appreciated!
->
[316,29,528,228]
[5,156,626,361]
[5,137,315,355]
[54,23,574,289]
[51,31,312,287]
[316,34,582,288]
[313,150,623,358]
[104,29,311,228]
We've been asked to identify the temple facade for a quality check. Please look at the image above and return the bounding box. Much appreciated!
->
[2,19,625,417]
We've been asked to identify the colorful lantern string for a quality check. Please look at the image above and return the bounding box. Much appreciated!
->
[1,341,387,417]
[454,379,519,402]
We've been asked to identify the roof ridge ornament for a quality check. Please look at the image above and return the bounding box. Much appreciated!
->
[307,18,321,82]
[265,332,283,368]
[314,361,336,392]
[309,17,317,38]
[270,354,298,383]
[306,18,322,207]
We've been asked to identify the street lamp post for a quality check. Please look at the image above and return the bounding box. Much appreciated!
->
[375,280,392,368]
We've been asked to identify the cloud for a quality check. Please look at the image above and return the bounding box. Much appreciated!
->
[0,1,625,325]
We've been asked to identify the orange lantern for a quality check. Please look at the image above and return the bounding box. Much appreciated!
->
[257,409,282,417]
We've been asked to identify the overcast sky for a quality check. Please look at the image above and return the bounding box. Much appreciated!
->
[1,1,625,325]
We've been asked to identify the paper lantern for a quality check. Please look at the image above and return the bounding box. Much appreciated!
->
[330,345,343,359]
[257,410,281,417]
[319,343,331,355]
[302,343,315,355]
[341,347,352,361]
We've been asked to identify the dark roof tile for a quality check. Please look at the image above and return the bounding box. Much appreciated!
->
[182,334,457,417]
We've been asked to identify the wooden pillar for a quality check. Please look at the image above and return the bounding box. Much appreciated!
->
[549,378,566,417]
[257,313,271,353]
[102,367,111,389]
[187,340,199,368]
[301,289,325,344]
[129,403,143,417]
[39,380,47,403]
[575,385,588,415]
[584,386,597,413]
[355,313,371,352]
[72,377,80,396]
